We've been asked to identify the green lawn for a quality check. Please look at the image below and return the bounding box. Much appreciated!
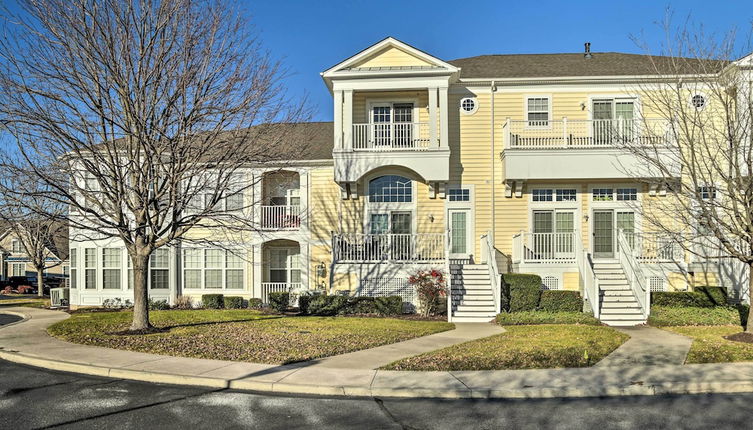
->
[48,309,454,364]
[0,295,49,308]
[381,325,629,371]
[663,325,753,364]
[496,311,602,326]
[648,306,745,327]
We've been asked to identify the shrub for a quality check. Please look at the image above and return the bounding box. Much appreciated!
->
[202,294,224,309]
[247,298,263,310]
[501,273,542,312]
[305,295,349,316]
[348,296,377,314]
[102,298,132,309]
[538,291,582,312]
[297,290,324,314]
[173,295,194,310]
[495,311,601,326]
[375,296,404,316]
[267,292,289,313]
[408,270,447,316]
[694,286,728,306]
[651,288,728,308]
[648,305,745,327]
[148,298,170,310]
[223,296,244,309]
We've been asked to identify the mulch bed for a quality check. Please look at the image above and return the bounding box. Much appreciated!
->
[724,332,753,344]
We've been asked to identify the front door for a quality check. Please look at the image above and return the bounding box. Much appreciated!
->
[593,210,614,258]
[448,209,471,258]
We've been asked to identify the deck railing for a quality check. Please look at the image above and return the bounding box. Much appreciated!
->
[512,232,578,264]
[629,233,684,263]
[260,205,301,230]
[618,229,650,319]
[352,122,431,151]
[333,233,445,262]
[481,232,502,315]
[503,118,671,149]
[260,282,303,304]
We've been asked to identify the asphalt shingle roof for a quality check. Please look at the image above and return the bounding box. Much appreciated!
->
[449,52,727,79]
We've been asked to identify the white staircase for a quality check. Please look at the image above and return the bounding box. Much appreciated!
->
[450,263,497,322]
[594,262,646,326]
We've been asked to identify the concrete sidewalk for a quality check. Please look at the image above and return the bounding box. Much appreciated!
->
[596,326,692,367]
[3,307,753,399]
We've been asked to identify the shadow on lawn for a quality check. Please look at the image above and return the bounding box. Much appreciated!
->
[112,315,285,335]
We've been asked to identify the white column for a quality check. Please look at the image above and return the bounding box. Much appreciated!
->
[343,90,353,150]
[252,244,262,299]
[438,87,449,148]
[333,90,343,150]
[428,87,438,148]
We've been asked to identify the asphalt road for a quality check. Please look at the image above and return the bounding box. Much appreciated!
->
[3,359,753,429]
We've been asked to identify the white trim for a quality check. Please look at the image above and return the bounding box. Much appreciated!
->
[689,91,708,111]
[363,172,418,235]
[523,94,552,129]
[459,97,479,115]
[586,94,642,121]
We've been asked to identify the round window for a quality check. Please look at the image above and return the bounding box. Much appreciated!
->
[459,97,478,115]
[691,94,706,110]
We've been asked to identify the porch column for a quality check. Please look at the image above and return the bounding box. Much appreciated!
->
[300,241,310,290]
[252,243,262,299]
[438,87,449,148]
[343,90,353,150]
[428,87,438,148]
[333,90,343,150]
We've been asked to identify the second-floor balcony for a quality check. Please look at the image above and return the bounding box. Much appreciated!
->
[352,122,431,151]
[502,118,681,181]
[332,233,446,263]
[260,205,302,230]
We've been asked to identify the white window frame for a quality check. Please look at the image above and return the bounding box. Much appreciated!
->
[524,95,552,128]
[10,262,25,277]
[459,97,478,115]
[101,248,122,290]
[364,172,417,235]
[689,92,708,111]
[10,239,24,254]
[182,248,246,291]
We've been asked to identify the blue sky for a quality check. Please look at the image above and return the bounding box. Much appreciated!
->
[248,0,752,121]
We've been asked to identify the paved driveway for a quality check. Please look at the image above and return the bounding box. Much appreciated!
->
[2,359,753,429]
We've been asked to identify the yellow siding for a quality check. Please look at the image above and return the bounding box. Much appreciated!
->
[352,46,432,68]
[563,272,580,291]
[332,272,359,292]
[352,90,429,124]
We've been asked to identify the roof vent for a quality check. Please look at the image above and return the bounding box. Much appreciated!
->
[584,42,592,59]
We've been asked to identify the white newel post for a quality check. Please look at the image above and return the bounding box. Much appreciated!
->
[438,87,448,149]
[428,87,438,148]
[343,90,353,150]
[333,90,343,150]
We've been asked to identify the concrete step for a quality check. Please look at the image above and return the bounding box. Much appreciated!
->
[452,310,497,318]
[454,274,491,281]
[452,289,493,296]
[598,275,628,282]
[599,281,630,288]
[600,307,644,316]
[451,315,497,323]
[452,294,494,301]
[600,301,642,309]
[601,290,635,297]
[453,284,492,291]
[601,319,646,327]
[455,305,496,312]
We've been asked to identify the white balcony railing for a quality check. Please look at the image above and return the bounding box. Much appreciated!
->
[512,232,578,264]
[352,122,431,151]
[260,282,303,304]
[504,118,671,149]
[260,205,301,230]
[333,233,445,262]
[628,233,684,263]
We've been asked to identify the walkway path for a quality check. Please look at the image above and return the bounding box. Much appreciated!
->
[311,322,505,369]
[596,326,692,367]
[2,307,752,399]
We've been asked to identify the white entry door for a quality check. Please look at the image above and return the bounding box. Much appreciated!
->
[448,209,472,259]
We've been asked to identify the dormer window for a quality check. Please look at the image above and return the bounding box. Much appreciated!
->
[11,239,24,254]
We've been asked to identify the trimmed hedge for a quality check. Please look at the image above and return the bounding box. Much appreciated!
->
[223,296,244,309]
[648,305,747,327]
[247,298,263,310]
[201,294,224,309]
[538,291,582,312]
[652,287,728,308]
[375,296,403,316]
[495,311,601,326]
[148,298,170,310]
[501,273,542,312]
[298,294,405,316]
[268,292,289,313]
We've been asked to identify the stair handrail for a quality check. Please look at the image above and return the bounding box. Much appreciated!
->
[575,229,599,318]
[481,231,502,315]
[445,227,452,322]
[617,228,650,319]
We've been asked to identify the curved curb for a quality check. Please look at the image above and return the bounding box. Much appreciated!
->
[4,347,753,399]
[0,310,30,329]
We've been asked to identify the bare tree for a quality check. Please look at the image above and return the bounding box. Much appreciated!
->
[618,17,753,332]
[0,168,67,297]
[0,0,308,330]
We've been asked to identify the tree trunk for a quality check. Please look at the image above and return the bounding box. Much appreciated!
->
[130,253,152,331]
[36,267,44,298]
[746,262,753,333]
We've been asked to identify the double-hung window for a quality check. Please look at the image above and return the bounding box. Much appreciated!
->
[69,249,77,289]
[102,248,121,289]
[11,239,24,253]
[526,97,550,127]
[183,249,244,290]
[84,248,97,289]
[150,249,170,289]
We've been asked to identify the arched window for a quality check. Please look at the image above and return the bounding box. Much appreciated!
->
[368,175,412,202]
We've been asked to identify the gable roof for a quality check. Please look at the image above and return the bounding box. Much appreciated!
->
[321,37,459,81]
[450,52,727,80]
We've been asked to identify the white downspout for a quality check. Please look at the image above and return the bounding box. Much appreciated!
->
[490,81,496,245]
